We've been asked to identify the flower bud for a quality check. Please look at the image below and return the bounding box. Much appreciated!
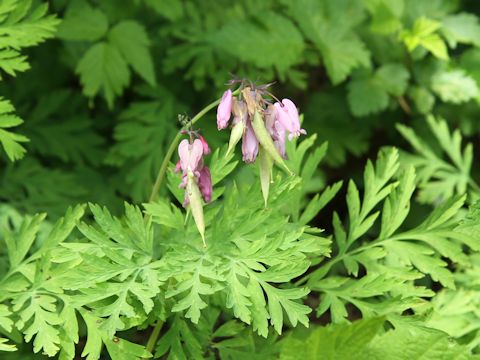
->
[258,148,273,207]
[217,89,233,130]
[265,105,287,159]
[198,167,212,203]
[227,120,245,156]
[274,99,306,139]
[242,120,259,163]
[174,160,182,173]
[198,135,211,155]
[186,170,206,247]
[251,110,291,174]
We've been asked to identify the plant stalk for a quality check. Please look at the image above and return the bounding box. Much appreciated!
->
[143,90,237,357]
[148,91,237,203]
[144,320,163,356]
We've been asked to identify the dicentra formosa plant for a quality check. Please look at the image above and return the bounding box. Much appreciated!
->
[175,81,306,245]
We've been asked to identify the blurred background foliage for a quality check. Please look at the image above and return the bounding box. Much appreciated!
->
[2,0,480,216]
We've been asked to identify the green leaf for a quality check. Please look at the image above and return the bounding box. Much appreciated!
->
[0,0,59,77]
[306,144,472,320]
[348,75,388,116]
[0,49,29,78]
[143,199,184,230]
[166,254,220,324]
[0,98,28,161]
[109,20,156,86]
[370,324,476,360]
[456,201,480,241]
[156,314,204,359]
[56,0,108,41]
[431,69,479,104]
[81,310,152,360]
[3,212,46,268]
[286,0,370,84]
[401,17,449,60]
[348,63,410,116]
[408,86,435,114]
[441,13,480,48]
[280,317,384,360]
[282,318,476,360]
[0,338,16,352]
[397,115,473,203]
[73,203,162,337]
[364,0,404,34]
[13,294,61,356]
[140,0,184,21]
[376,63,410,96]
[76,42,130,108]
[208,13,304,73]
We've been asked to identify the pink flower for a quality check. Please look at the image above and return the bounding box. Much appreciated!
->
[174,160,182,173]
[198,135,211,155]
[266,106,287,158]
[178,139,204,174]
[242,120,259,163]
[198,167,212,203]
[273,122,286,158]
[273,99,306,140]
[217,89,233,130]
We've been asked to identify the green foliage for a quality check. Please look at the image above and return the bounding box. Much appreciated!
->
[0,98,28,161]
[397,115,477,204]
[0,0,59,78]
[348,63,410,116]
[281,317,477,359]
[60,0,155,107]
[2,0,480,358]
[0,0,58,161]
[304,147,478,322]
[401,17,449,60]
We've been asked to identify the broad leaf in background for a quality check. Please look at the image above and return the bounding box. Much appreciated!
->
[280,317,476,360]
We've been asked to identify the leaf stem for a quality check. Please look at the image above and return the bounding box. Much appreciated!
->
[147,91,238,203]
[142,90,238,357]
[295,232,413,287]
[144,320,163,357]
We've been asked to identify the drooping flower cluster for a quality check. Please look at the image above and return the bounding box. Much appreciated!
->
[175,133,212,246]
[176,136,212,204]
[216,83,306,164]
[175,81,306,244]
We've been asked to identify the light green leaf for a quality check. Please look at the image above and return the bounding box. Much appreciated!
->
[401,17,449,60]
[442,13,480,48]
[431,69,479,104]
[0,338,16,352]
[280,317,384,360]
[0,98,28,161]
[0,1,59,77]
